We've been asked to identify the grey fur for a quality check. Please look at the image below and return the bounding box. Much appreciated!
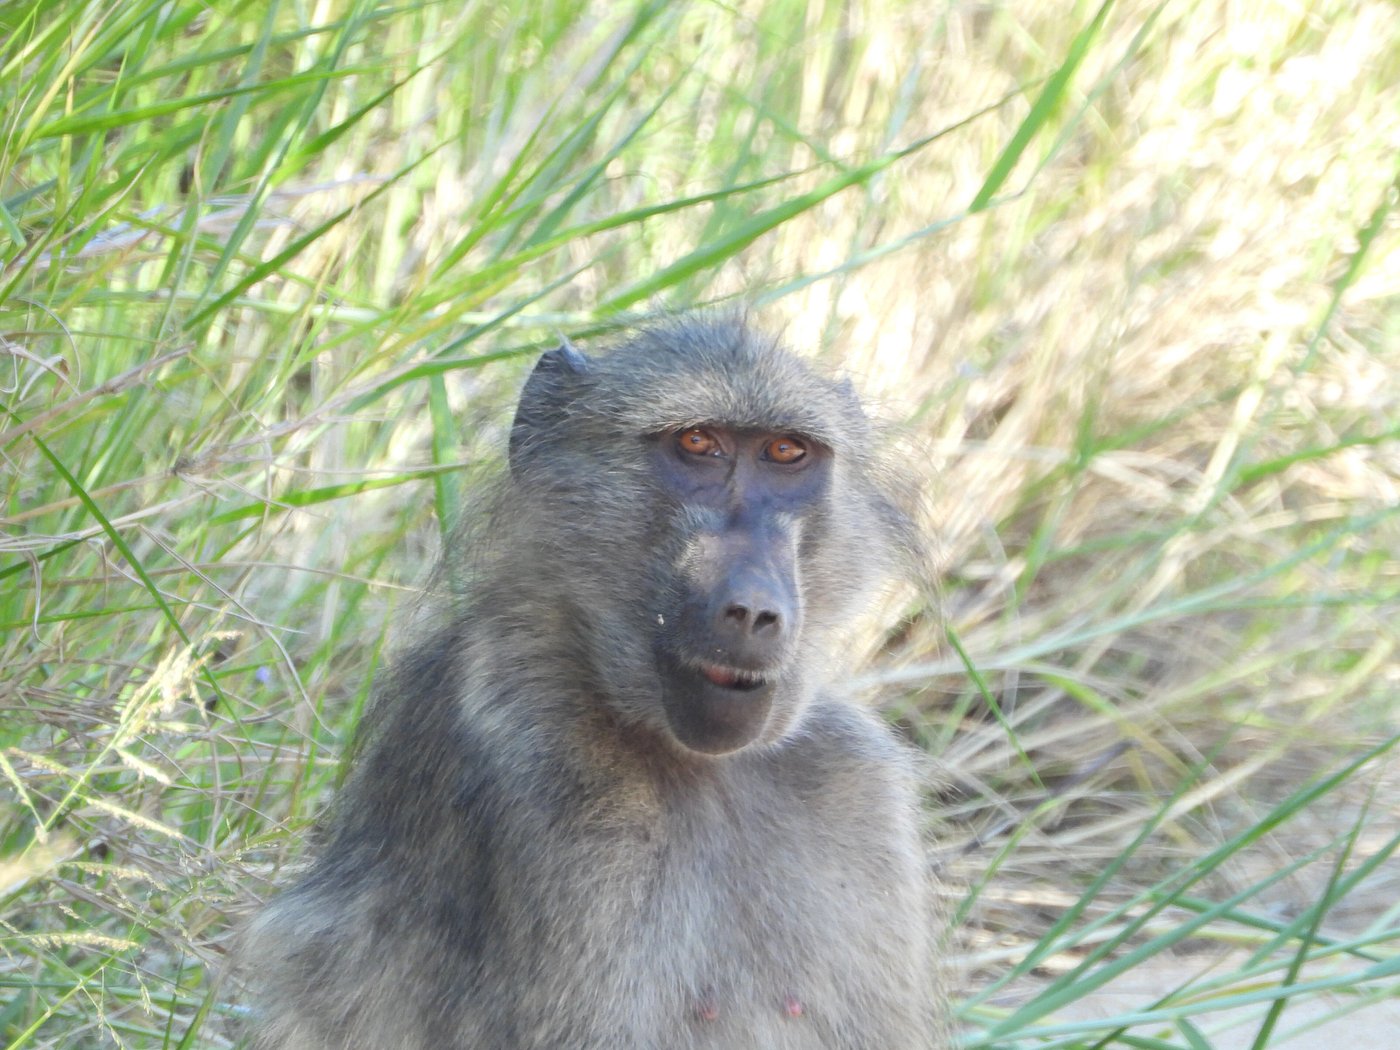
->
[238,318,944,1049]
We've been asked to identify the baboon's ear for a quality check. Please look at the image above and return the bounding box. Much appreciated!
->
[837,375,863,409]
[509,338,593,472]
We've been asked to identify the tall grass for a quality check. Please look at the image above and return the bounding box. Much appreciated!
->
[2,0,1397,1046]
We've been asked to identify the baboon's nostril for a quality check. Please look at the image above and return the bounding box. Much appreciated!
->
[724,602,781,635]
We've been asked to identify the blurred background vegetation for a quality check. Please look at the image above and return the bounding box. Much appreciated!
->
[2,0,1398,1046]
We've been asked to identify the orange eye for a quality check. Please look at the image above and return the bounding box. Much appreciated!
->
[677,427,719,456]
[765,435,807,464]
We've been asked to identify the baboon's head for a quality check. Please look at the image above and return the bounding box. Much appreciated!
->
[504,319,912,757]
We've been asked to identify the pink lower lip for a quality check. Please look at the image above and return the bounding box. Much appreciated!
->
[699,662,765,690]
[701,663,740,687]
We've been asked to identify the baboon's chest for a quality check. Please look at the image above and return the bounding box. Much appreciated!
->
[516,776,919,1048]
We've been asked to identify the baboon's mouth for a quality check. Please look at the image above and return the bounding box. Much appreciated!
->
[697,661,768,692]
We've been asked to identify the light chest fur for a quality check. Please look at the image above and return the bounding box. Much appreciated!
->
[431,699,936,1050]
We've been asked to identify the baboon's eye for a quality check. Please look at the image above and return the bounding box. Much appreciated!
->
[765,435,807,464]
[677,427,720,457]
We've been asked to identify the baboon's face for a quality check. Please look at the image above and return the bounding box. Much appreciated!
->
[508,330,894,760]
[644,424,830,756]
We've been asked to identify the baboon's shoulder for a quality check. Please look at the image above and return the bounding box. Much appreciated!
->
[752,697,922,816]
[796,695,915,764]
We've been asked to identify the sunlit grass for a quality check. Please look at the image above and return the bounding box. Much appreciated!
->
[2,0,1398,1046]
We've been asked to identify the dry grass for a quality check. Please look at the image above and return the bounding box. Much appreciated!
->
[2,0,1398,1045]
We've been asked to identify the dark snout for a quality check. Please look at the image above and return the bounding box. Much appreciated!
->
[655,521,802,756]
[703,525,799,670]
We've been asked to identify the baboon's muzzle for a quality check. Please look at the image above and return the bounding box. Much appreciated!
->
[654,520,801,755]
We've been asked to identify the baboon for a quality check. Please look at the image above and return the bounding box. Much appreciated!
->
[239,318,942,1049]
